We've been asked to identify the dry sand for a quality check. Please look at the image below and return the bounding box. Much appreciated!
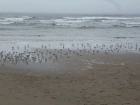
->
[0,53,140,105]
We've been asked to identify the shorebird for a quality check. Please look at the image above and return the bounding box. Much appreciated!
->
[63,44,64,49]
[12,47,14,50]
[45,58,47,62]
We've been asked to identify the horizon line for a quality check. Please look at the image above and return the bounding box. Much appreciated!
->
[0,12,140,15]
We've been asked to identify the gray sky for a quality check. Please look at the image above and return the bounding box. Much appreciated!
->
[0,0,140,14]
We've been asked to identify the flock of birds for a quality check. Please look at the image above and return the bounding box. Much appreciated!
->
[0,43,140,66]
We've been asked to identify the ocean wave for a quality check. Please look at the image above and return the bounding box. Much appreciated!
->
[63,16,140,20]
[0,16,34,23]
[54,19,86,23]
[39,19,86,25]
[1,15,140,28]
[62,16,140,28]
[4,17,24,22]
[0,21,14,25]
[125,22,140,25]
[1,21,140,28]
[4,16,32,22]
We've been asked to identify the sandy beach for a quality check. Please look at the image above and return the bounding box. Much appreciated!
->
[1,52,140,105]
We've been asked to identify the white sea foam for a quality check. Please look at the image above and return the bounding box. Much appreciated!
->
[3,16,33,22]
[0,21,14,25]
[126,22,140,25]
[39,19,86,26]
[4,18,24,22]
[54,19,85,23]
[64,16,140,20]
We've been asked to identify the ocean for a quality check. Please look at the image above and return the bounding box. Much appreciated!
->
[0,13,140,73]
[0,13,140,52]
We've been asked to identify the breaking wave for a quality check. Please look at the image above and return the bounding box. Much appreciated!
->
[0,15,140,28]
[0,16,35,25]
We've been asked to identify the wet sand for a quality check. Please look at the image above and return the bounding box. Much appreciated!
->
[0,52,140,105]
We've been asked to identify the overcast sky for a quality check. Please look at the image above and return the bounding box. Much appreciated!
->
[0,0,140,14]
